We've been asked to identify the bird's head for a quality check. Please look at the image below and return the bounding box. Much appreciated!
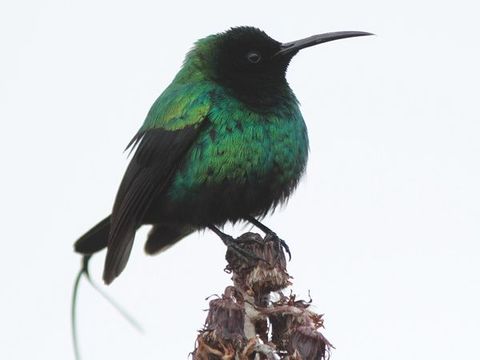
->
[180,27,372,107]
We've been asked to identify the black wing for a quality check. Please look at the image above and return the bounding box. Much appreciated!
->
[103,125,203,284]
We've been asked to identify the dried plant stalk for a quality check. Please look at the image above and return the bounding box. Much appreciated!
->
[192,232,333,360]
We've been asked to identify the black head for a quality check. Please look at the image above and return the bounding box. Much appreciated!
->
[189,27,372,106]
[212,27,289,94]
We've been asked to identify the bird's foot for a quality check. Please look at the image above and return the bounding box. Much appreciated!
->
[223,234,266,264]
[244,216,291,261]
[265,232,291,261]
[208,225,265,265]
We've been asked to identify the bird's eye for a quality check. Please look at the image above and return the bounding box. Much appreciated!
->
[246,51,262,64]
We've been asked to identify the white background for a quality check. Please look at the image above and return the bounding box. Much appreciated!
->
[1,0,479,359]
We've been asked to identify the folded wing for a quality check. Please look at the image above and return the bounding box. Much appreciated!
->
[103,84,212,284]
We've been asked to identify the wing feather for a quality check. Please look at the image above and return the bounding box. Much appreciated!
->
[103,83,212,284]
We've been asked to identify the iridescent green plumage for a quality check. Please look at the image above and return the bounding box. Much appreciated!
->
[137,34,308,213]
[74,26,371,284]
[168,88,308,203]
[72,26,371,360]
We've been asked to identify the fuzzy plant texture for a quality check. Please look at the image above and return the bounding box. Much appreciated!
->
[193,232,332,360]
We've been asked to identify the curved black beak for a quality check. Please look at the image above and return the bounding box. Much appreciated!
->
[275,31,373,57]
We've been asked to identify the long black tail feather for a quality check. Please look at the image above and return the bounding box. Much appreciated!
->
[74,216,111,255]
[71,255,143,360]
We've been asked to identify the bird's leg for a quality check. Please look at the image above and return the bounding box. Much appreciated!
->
[208,225,264,263]
[244,216,291,260]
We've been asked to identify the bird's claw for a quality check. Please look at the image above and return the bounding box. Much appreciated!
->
[265,232,291,261]
[223,235,266,264]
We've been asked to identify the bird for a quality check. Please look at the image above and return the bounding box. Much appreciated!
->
[74,26,372,285]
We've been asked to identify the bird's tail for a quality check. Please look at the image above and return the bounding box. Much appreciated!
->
[71,217,191,359]
[144,224,195,255]
[74,216,111,254]
[72,217,142,360]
